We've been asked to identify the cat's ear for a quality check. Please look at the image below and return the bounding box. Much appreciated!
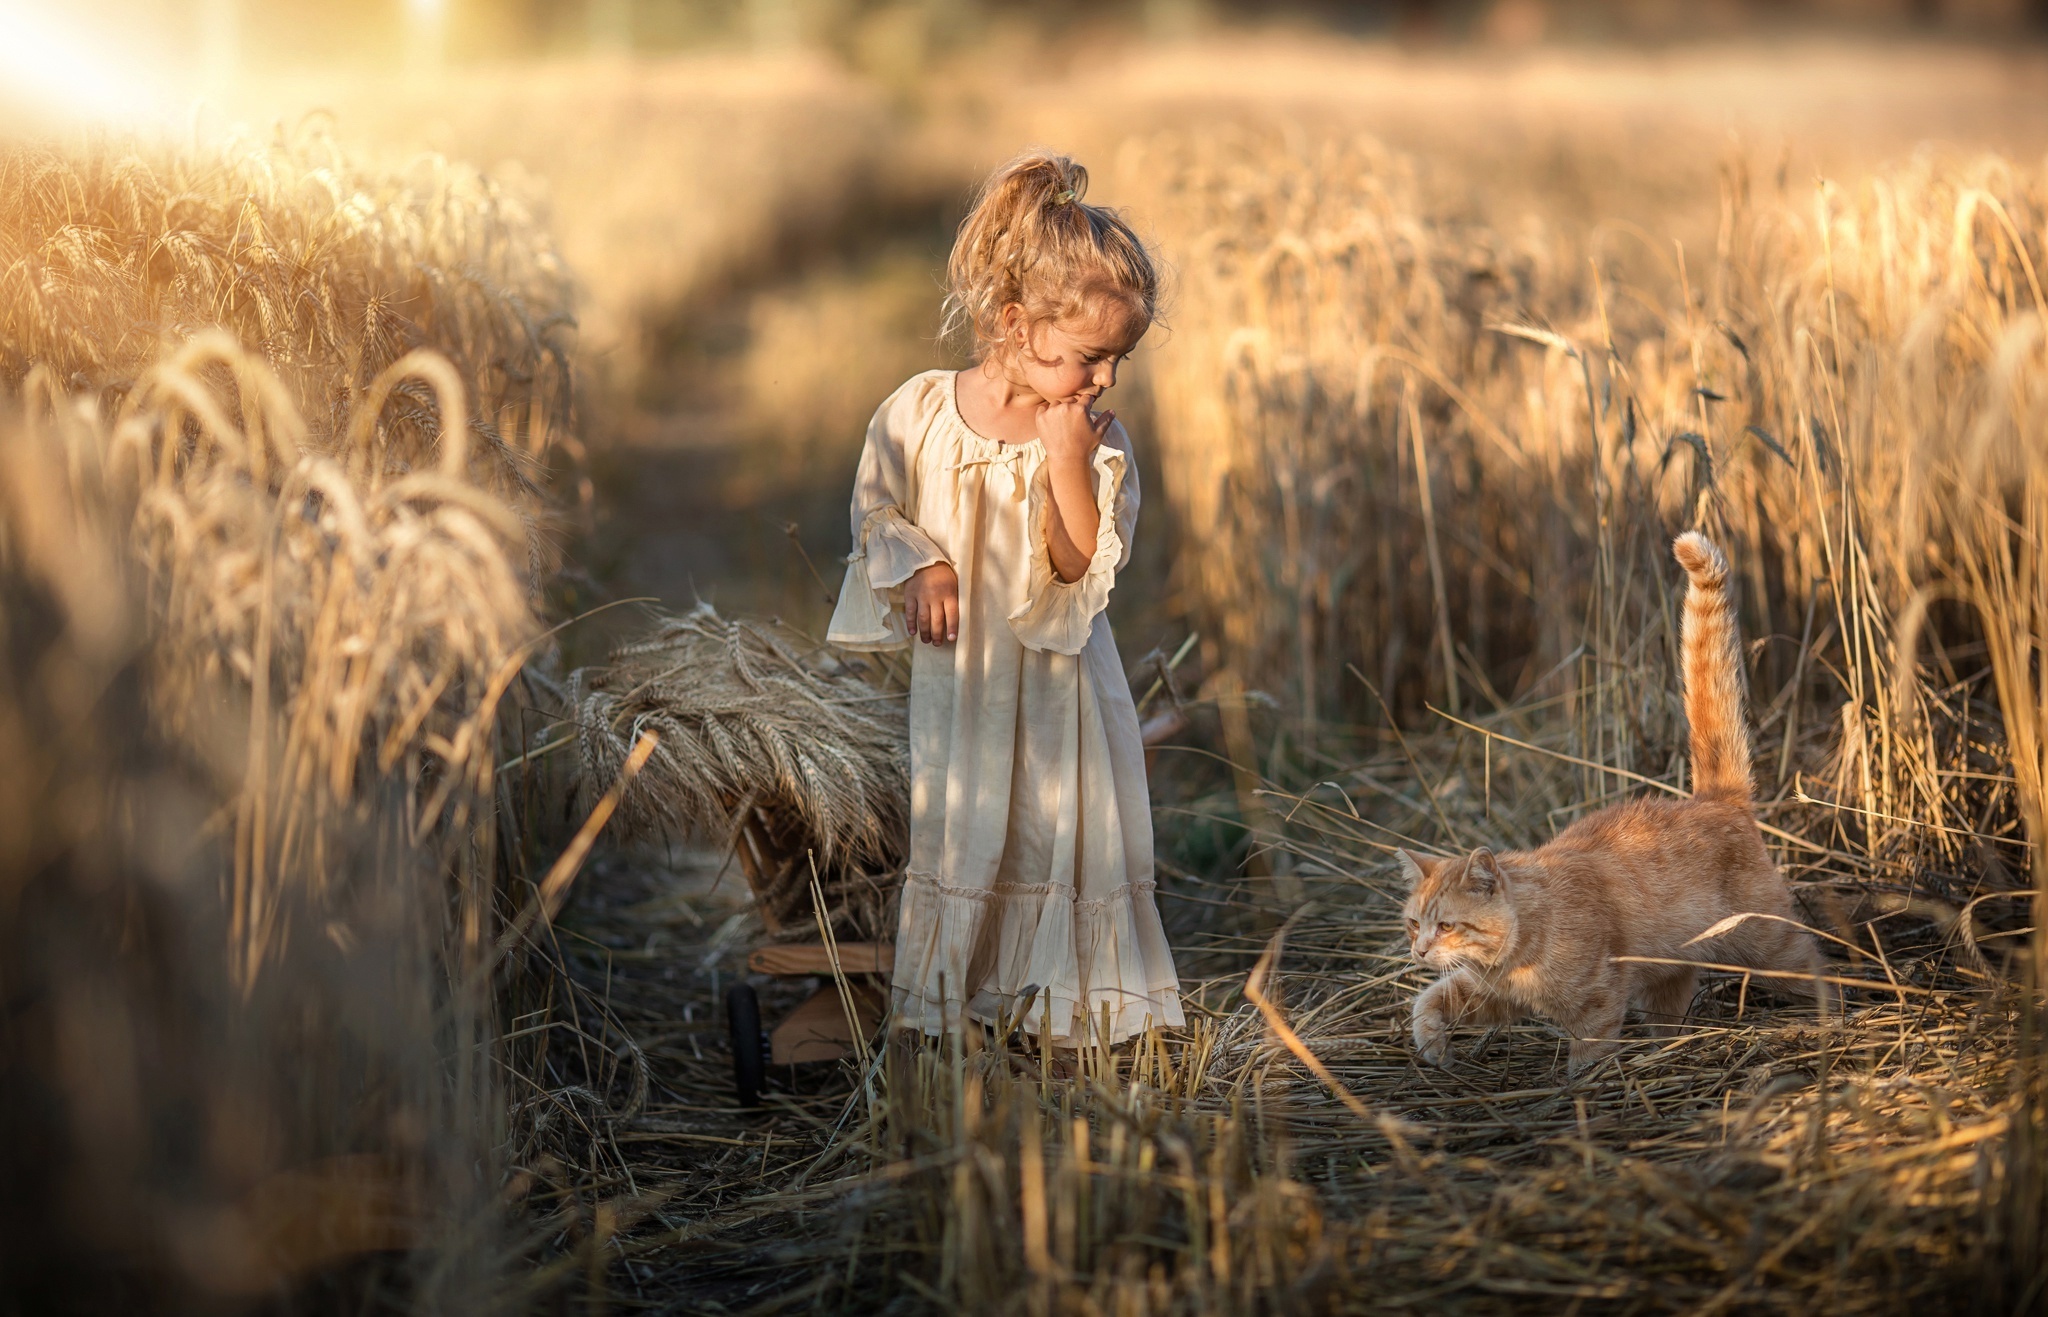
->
[1394,849,1430,889]
[1466,847,1503,896]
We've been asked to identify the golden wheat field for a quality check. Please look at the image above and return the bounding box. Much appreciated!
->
[8,4,2048,1312]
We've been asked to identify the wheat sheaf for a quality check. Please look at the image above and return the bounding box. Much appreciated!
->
[567,607,910,939]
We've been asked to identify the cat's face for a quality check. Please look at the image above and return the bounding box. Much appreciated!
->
[1398,848,1512,971]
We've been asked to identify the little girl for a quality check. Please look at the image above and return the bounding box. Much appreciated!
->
[826,151,1184,1047]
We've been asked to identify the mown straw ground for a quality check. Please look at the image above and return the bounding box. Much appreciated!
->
[527,683,2025,1313]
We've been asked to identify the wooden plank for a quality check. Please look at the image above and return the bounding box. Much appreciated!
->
[770,982,887,1065]
[747,941,895,977]
[733,815,782,933]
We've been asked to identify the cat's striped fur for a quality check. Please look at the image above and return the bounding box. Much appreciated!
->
[1400,533,1829,1076]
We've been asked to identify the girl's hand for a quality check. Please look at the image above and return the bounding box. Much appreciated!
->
[902,562,959,645]
[1036,397,1113,466]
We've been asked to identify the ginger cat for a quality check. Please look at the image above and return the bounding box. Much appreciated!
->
[1400,533,1829,1075]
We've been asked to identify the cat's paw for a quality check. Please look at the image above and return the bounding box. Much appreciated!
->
[1566,1038,1619,1077]
[1411,998,1455,1067]
[1413,1020,1454,1067]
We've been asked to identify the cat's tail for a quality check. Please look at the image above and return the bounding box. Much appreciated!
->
[1673,532,1754,801]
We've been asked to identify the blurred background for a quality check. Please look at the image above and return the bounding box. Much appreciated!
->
[8,0,2047,659]
[8,2,2048,1312]
[23,0,2048,71]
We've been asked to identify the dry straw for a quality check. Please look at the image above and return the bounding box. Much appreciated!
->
[247,55,889,386]
[566,606,910,941]
[10,57,2048,1316]
[0,129,579,1305]
[0,131,576,565]
[0,350,541,1304]
[1118,127,2039,896]
[533,130,2048,1313]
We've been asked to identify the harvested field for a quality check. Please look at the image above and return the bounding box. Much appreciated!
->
[526,681,2022,1313]
[500,35,2048,1314]
[4,15,2048,1315]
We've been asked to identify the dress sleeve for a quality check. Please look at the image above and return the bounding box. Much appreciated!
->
[826,380,950,651]
[1007,420,1139,656]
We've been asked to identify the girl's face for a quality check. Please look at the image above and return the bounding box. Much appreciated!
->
[997,301,1145,406]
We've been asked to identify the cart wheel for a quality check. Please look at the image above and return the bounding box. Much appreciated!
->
[726,982,767,1108]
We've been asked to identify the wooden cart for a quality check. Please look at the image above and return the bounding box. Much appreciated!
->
[721,810,894,1107]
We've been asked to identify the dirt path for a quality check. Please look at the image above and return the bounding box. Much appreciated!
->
[572,405,855,660]
[529,842,871,1309]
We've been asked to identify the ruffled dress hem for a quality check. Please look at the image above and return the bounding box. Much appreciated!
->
[890,869,1187,1046]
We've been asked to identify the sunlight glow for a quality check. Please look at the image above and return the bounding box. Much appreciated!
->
[404,0,448,72]
[0,1,169,125]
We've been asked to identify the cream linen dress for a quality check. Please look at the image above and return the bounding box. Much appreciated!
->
[826,369,1185,1046]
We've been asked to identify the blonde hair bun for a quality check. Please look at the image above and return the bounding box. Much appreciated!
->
[943,150,1160,358]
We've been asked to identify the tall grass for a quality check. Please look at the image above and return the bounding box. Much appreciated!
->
[565,60,2048,1311]
[1119,130,2043,895]
[0,132,575,1306]
[0,133,572,517]
[239,54,891,393]
[10,38,2048,1313]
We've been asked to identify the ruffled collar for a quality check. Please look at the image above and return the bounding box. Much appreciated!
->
[942,369,1042,459]
[937,370,1124,497]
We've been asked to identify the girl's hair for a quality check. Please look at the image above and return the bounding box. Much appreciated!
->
[943,151,1160,359]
